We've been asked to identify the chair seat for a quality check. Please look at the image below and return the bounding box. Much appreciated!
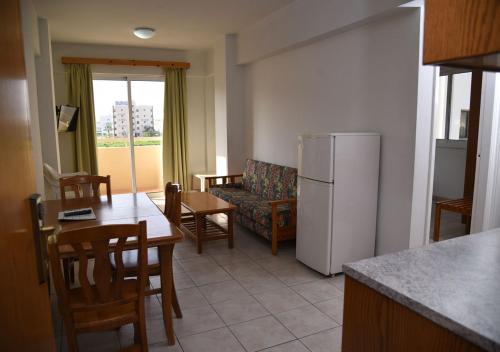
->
[110,247,160,274]
[69,280,139,332]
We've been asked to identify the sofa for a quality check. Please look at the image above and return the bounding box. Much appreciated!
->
[206,159,297,255]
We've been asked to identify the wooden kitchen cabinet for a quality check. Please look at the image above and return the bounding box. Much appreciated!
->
[424,0,500,71]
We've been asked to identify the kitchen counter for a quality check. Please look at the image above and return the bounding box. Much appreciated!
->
[343,228,500,352]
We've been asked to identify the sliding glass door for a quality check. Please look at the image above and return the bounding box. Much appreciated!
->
[93,77,164,194]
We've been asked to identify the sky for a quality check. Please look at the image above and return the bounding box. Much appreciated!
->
[93,80,165,132]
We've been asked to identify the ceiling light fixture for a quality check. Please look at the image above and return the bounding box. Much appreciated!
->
[133,27,156,39]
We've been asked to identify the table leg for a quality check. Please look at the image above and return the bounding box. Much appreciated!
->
[172,279,182,318]
[228,210,234,249]
[196,214,203,254]
[159,243,176,345]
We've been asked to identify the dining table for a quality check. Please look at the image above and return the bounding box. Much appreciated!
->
[42,192,184,345]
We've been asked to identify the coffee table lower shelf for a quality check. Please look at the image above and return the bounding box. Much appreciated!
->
[180,212,234,253]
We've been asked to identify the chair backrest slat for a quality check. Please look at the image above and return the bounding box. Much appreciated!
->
[72,242,94,303]
[164,182,182,226]
[59,175,112,202]
[91,239,113,302]
[113,237,127,298]
[48,222,147,309]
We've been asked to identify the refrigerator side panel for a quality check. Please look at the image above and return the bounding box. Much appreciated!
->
[330,135,380,273]
[296,177,333,275]
[298,135,334,182]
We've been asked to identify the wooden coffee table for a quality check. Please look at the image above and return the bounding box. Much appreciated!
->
[180,192,236,253]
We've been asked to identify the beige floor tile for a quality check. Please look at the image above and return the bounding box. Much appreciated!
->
[178,327,245,352]
[177,286,210,309]
[314,296,344,324]
[148,340,183,351]
[253,286,309,314]
[212,295,270,325]
[236,271,287,294]
[199,279,249,304]
[222,260,266,278]
[210,249,250,265]
[300,327,343,352]
[186,266,232,286]
[273,265,323,286]
[178,256,218,272]
[258,256,300,272]
[173,271,196,290]
[230,316,294,352]
[275,304,338,338]
[291,280,343,303]
[261,340,309,352]
[172,305,225,337]
[325,274,345,292]
[174,245,204,260]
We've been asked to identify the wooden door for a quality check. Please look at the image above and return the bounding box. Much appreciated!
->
[0,0,56,350]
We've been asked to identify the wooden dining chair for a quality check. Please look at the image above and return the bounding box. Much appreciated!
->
[111,182,183,319]
[59,174,112,202]
[59,174,112,285]
[48,221,149,352]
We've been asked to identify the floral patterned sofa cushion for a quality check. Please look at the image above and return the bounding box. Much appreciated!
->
[242,159,297,200]
[209,159,297,240]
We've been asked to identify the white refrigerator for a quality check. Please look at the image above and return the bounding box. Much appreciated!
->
[296,133,380,275]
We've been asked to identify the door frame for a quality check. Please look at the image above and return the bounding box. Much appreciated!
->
[471,72,500,232]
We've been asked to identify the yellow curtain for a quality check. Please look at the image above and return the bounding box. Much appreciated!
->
[67,64,98,174]
[163,67,189,190]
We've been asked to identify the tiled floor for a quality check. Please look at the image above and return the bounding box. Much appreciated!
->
[53,214,344,352]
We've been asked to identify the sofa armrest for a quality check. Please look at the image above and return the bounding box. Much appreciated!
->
[205,174,243,191]
[269,198,297,228]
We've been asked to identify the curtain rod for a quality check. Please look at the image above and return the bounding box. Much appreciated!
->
[61,57,191,69]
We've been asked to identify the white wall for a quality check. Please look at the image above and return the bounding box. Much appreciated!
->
[237,0,408,64]
[242,9,421,255]
[35,18,60,176]
[433,140,466,199]
[51,42,214,176]
[20,0,44,195]
[213,38,228,175]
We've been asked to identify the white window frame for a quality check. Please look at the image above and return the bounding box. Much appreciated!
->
[92,73,164,193]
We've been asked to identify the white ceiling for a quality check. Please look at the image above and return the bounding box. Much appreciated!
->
[32,0,294,50]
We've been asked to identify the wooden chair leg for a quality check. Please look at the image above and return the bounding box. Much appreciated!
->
[63,319,79,352]
[433,205,442,242]
[136,300,148,351]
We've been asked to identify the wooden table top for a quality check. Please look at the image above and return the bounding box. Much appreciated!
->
[181,192,236,215]
[43,193,184,253]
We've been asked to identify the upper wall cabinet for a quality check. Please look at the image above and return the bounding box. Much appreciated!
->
[424,0,500,71]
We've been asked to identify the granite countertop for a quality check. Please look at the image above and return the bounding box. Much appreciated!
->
[343,228,500,352]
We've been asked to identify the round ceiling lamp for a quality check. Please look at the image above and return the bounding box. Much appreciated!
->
[133,27,156,39]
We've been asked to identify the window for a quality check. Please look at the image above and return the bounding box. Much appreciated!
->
[92,77,165,193]
[435,72,472,140]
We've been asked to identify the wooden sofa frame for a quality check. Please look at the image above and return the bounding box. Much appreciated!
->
[205,174,297,255]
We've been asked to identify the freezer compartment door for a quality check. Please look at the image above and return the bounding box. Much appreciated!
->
[296,176,333,275]
[298,134,334,182]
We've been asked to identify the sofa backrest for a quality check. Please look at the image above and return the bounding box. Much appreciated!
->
[242,159,297,200]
